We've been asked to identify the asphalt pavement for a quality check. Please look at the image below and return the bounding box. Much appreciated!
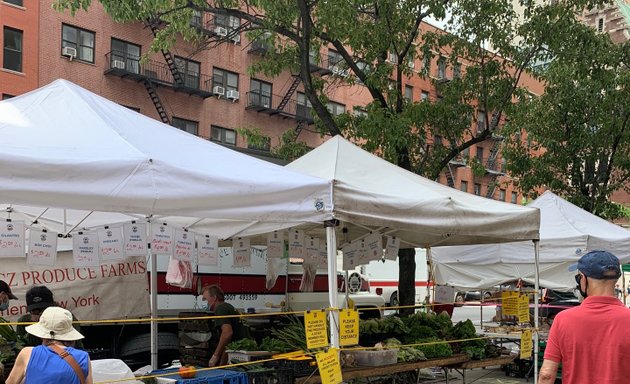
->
[421,364,534,383]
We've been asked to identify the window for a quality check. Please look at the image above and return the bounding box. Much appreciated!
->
[175,57,201,89]
[211,126,236,145]
[477,110,486,133]
[328,50,343,69]
[474,183,481,196]
[327,101,346,116]
[353,107,368,118]
[4,0,23,6]
[422,55,431,75]
[501,158,507,173]
[62,24,95,63]
[404,85,413,101]
[453,62,461,78]
[249,79,272,108]
[511,192,518,204]
[463,147,470,159]
[421,91,429,101]
[407,56,415,69]
[215,14,240,30]
[597,18,604,32]
[172,117,199,136]
[297,92,312,120]
[212,68,239,92]
[388,51,398,63]
[499,189,506,201]
[247,136,271,152]
[2,94,15,100]
[460,181,468,193]
[3,27,22,72]
[476,146,484,162]
[437,56,447,79]
[111,38,140,74]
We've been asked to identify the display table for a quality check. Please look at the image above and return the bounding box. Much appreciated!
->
[294,354,469,384]
[444,355,516,383]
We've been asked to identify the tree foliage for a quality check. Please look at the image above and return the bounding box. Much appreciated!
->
[504,24,630,219]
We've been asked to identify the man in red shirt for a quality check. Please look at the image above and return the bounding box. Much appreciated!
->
[539,250,630,384]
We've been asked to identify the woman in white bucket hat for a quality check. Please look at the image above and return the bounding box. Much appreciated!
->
[7,306,92,384]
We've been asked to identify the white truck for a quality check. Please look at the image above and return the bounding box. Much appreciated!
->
[361,248,430,307]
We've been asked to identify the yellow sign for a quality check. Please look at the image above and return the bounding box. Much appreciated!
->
[339,309,359,346]
[316,348,343,384]
[517,294,530,323]
[305,310,329,349]
[502,291,519,316]
[520,329,532,359]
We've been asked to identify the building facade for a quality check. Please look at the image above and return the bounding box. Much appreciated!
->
[1,1,547,205]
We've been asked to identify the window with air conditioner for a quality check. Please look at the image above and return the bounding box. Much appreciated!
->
[172,117,199,136]
[175,56,201,89]
[62,24,95,63]
[212,67,239,96]
[211,125,236,145]
[327,50,343,71]
[3,27,22,72]
[249,79,272,108]
[226,89,240,101]
[111,38,140,74]
[214,14,241,42]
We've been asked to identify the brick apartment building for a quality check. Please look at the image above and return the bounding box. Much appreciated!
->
[2,0,551,206]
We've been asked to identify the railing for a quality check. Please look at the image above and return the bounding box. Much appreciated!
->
[245,91,314,123]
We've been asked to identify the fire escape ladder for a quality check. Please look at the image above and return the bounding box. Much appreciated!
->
[444,164,455,188]
[277,76,302,112]
[295,120,307,137]
[146,18,184,86]
[486,137,503,172]
[485,174,499,199]
[143,79,170,125]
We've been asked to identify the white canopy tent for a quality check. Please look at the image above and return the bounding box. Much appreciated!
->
[432,190,630,290]
[0,79,334,368]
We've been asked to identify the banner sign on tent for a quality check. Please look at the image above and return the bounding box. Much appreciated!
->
[315,348,342,384]
[27,229,58,266]
[98,227,124,262]
[0,253,150,322]
[173,229,194,262]
[123,222,147,257]
[197,235,218,266]
[233,237,251,267]
[384,236,400,260]
[267,231,284,259]
[73,233,100,267]
[151,223,173,254]
[289,230,305,259]
[0,221,25,257]
[305,309,328,349]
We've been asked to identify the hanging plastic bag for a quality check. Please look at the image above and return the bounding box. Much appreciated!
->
[165,256,193,289]
[299,262,317,292]
[266,257,286,290]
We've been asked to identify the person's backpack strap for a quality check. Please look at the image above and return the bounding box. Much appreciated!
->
[48,344,86,384]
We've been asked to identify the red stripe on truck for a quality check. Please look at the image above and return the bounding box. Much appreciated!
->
[369,281,432,287]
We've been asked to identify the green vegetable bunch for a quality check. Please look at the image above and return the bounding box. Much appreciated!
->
[226,338,258,351]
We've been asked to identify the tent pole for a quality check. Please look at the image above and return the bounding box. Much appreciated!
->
[325,221,340,348]
[534,240,540,384]
[148,222,158,370]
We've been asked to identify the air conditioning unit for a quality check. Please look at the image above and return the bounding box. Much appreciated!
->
[213,86,225,97]
[214,26,228,37]
[231,34,241,44]
[331,66,348,77]
[112,60,125,70]
[226,90,240,101]
[62,46,77,60]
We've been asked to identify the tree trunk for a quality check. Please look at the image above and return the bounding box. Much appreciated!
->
[398,248,416,317]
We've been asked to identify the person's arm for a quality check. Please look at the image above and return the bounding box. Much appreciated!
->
[538,359,560,384]
[209,323,233,366]
[6,347,32,384]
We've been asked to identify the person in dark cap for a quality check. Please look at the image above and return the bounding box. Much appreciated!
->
[539,250,630,383]
[0,280,18,312]
[16,286,82,348]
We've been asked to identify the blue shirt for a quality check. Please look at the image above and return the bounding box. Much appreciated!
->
[25,345,89,384]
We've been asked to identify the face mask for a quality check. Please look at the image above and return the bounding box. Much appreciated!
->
[575,274,588,301]
[0,301,9,311]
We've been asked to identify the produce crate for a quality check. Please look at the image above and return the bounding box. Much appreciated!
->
[504,358,532,378]
[264,358,317,377]
[152,367,247,384]
[245,368,293,384]
[227,351,276,364]
[343,349,398,367]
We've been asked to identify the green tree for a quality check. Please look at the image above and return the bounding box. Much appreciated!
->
[504,24,630,219]
[55,0,607,315]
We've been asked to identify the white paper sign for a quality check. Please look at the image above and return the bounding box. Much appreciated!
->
[151,223,173,254]
[435,285,456,303]
[233,237,251,267]
[342,241,359,270]
[384,236,400,260]
[27,229,58,266]
[267,231,284,259]
[123,222,147,256]
[305,237,320,263]
[98,227,124,262]
[355,239,367,264]
[197,235,218,266]
[72,233,100,267]
[173,229,194,262]
[0,221,25,257]
[318,242,328,268]
[289,230,305,259]
[364,232,383,263]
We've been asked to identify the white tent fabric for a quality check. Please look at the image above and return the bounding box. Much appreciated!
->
[285,136,540,247]
[0,79,332,228]
[432,191,630,290]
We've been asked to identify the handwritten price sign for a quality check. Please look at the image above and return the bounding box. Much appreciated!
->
[0,221,25,257]
[27,229,57,266]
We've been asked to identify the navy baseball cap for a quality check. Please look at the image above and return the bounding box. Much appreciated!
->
[569,250,621,280]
